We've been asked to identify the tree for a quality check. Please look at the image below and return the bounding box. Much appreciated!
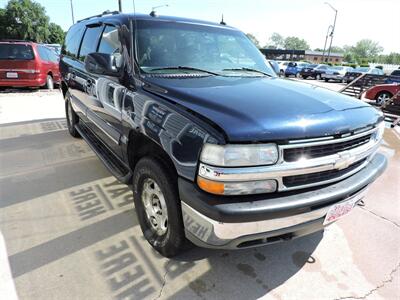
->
[266,32,284,49]
[350,39,383,62]
[246,33,260,48]
[0,0,65,43]
[48,22,65,44]
[283,36,310,50]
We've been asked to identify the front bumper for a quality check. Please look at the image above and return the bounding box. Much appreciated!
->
[180,153,387,249]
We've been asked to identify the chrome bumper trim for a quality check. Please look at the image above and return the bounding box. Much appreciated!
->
[182,187,368,247]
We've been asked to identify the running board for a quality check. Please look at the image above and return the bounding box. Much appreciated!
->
[75,122,132,184]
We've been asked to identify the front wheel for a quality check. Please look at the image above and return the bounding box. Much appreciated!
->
[133,157,187,257]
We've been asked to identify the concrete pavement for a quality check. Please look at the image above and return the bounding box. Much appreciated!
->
[0,85,399,300]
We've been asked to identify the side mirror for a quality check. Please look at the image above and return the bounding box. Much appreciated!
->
[84,52,123,76]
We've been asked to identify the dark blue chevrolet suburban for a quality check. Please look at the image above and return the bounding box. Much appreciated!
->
[60,11,387,257]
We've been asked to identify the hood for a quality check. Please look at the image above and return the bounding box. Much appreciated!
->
[143,76,382,142]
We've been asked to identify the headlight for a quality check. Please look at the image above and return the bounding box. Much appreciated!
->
[373,121,385,142]
[200,143,278,167]
[198,143,279,195]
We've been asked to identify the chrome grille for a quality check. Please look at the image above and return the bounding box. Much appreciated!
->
[283,158,367,187]
[284,134,372,162]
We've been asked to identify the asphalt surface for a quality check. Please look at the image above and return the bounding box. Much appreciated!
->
[0,80,399,300]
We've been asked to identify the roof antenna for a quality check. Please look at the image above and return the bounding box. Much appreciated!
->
[220,14,226,25]
[150,4,169,17]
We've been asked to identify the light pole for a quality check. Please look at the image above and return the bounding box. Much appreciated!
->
[118,0,122,12]
[70,0,75,24]
[325,2,337,63]
[322,25,333,62]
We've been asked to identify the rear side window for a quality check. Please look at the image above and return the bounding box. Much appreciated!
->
[63,23,85,58]
[37,45,49,61]
[392,70,400,76]
[45,48,59,63]
[98,25,121,54]
[0,44,34,60]
[79,26,103,62]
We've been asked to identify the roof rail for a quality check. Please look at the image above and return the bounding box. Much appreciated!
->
[77,10,120,23]
[0,39,32,43]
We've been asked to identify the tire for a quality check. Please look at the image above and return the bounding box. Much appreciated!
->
[65,92,80,138]
[133,157,187,257]
[316,74,321,80]
[324,78,329,82]
[45,75,54,90]
[296,72,301,78]
[285,74,289,78]
[301,75,306,79]
[375,91,393,106]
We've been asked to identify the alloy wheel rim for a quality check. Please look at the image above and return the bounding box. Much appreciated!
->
[141,178,168,236]
[377,94,390,105]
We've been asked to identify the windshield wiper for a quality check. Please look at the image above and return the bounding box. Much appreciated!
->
[148,66,219,76]
[222,67,272,76]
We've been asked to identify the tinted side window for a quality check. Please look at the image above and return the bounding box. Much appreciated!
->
[98,25,121,54]
[46,48,59,63]
[79,26,103,62]
[37,45,49,61]
[63,23,85,58]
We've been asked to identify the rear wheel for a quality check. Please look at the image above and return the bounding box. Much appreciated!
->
[65,92,80,138]
[375,91,393,105]
[133,157,187,257]
[324,78,329,82]
[316,74,321,80]
[45,75,54,90]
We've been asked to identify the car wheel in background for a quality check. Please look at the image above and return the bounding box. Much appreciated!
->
[324,78,329,82]
[65,92,80,138]
[375,91,393,105]
[45,75,54,90]
[296,73,301,78]
[133,157,188,257]
[316,74,321,80]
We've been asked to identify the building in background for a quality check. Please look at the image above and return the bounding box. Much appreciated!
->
[260,49,305,61]
[304,50,344,64]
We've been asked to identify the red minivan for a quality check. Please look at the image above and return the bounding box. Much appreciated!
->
[0,41,61,90]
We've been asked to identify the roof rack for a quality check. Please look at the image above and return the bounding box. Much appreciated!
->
[77,10,120,23]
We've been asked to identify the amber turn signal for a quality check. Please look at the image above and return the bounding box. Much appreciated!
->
[197,177,225,195]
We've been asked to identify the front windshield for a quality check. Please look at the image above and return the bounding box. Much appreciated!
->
[136,20,275,76]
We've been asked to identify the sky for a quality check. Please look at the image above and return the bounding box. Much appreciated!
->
[1,0,399,53]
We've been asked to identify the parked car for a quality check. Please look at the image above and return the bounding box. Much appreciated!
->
[322,66,354,82]
[385,69,400,84]
[0,40,60,89]
[363,83,400,105]
[284,62,309,77]
[278,61,289,74]
[300,64,329,80]
[61,12,387,257]
[343,67,385,83]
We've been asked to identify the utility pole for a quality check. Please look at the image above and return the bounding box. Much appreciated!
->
[118,0,122,12]
[70,0,75,24]
[322,25,333,62]
[325,2,337,63]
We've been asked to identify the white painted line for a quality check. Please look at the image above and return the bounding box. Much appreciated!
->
[0,232,18,300]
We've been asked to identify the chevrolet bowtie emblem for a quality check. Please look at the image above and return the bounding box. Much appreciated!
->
[334,151,354,170]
